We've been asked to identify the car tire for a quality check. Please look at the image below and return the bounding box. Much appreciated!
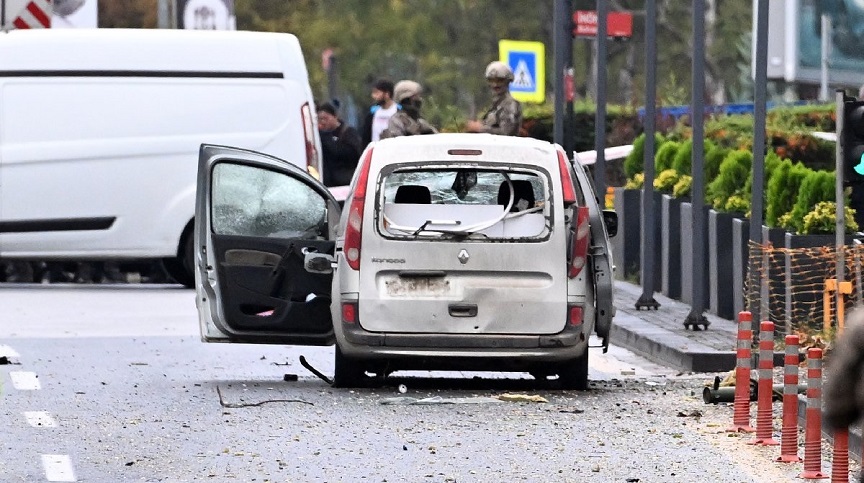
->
[333,345,366,388]
[557,350,589,391]
[161,230,194,288]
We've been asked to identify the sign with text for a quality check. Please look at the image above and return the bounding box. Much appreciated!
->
[498,39,546,104]
[573,10,633,38]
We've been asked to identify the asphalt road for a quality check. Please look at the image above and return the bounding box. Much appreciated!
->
[0,285,808,482]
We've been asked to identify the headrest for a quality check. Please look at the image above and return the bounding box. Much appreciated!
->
[394,185,432,204]
[497,180,536,212]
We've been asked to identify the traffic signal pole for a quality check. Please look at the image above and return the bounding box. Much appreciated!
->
[836,90,846,326]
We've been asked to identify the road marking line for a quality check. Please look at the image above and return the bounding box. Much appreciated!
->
[41,454,76,482]
[0,344,20,358]
[24,411,57,428]
[10,371,41,390]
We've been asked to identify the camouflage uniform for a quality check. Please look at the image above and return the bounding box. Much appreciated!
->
[479,91,522,136]
[379,111,438,139]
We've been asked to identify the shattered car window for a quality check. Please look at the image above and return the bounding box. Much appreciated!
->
[211,163,326,238]
[380,167,549,239]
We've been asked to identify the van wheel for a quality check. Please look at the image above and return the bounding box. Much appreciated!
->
[162,231,194,288]
[333,345,366,388]
[557,351,589,391]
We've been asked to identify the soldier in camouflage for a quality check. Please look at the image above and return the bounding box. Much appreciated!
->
[379,80,438,139]
[465,61,523,136]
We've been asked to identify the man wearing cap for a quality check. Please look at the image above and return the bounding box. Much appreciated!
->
[465,61,523,136]
[379,80,438,139]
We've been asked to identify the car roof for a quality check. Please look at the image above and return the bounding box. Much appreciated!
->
[371,133,561,170]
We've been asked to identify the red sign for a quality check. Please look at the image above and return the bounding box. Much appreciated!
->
[573,10,633,38]
[8,0,52,29]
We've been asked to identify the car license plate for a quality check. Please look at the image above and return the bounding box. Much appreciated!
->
[385,277,450,297]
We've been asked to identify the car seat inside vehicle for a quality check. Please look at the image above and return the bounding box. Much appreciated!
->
[497,179,536,212]
[394,185,432,204]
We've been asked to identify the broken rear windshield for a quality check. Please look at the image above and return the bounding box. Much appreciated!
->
[378,168,551,240]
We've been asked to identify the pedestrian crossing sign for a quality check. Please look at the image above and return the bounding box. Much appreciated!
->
[498,40,545,104]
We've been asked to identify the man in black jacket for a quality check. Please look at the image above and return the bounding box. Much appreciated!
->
[317,102,363,187]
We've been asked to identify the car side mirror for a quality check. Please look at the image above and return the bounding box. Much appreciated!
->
[602,210,618,238]
[304,252,336,274]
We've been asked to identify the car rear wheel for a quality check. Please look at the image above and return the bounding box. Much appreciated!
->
[333,345,367,388]
[161,229,194,288]
[556,350,589,390]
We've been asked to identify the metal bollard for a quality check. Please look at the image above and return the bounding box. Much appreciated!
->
[750,321,779,446]
[801,348,827,479]
[776,335,802,462]
[728,311,755,433]
[831,428,850,483]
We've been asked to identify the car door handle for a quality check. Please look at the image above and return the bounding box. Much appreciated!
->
[448,304,477,317]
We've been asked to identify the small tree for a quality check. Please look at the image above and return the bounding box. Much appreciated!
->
[765,160,811,227]
[787,170,836,233]
[704,144,729,184]
[624,132,665,179]
[671,138,716,177]
[654,141,680,173]
[707,149,752,210]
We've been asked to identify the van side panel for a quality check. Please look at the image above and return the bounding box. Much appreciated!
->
[0,77,309,258]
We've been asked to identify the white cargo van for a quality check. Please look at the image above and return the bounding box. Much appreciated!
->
[0,29,322,286]
[194,134,617,390]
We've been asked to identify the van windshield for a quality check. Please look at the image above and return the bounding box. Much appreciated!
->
[378,168,551,240]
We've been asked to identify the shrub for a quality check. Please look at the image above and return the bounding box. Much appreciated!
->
[654,141,680,173]
[704,144,729,184]
[707,149,752,210]
[801,201,859,235]
[765,160,811,227]
[625,172,644,189]
[673,174,692,198]
[787,170,836,233]
[654,169,679,194]
[624,132,665,179]
[724,195,750,214]
[671,138,717,177]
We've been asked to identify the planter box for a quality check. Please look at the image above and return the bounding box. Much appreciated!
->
[731,218,750,318]
[708,210,745,320]
[661,194,682,299]
[680,202,710,306]
[612,188,641,281]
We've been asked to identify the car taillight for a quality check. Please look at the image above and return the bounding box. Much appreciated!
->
[300,102,321,180]
[344,148,374,270]
[557,150,577,205]
[568,304,584,326]
[568,206,590,278]
[341,302,358,324]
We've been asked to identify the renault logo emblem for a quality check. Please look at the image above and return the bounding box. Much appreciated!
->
[458,249,470,264]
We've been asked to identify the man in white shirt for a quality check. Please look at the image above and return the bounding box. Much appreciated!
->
[362,79,400,146]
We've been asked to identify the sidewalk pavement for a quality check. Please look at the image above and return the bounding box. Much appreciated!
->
[612,280,864,461]
[610,280,738,373]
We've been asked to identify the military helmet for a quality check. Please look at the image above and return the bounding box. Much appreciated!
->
[393,80,423,103]
[485,61,514,82]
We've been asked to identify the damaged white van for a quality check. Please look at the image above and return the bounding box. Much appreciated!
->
[194,134,616,389]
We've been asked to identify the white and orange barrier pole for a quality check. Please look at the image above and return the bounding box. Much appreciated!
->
[801,348,827,480]
[728,311,755,433]
[750,321,779,446]
[776,334,801,462]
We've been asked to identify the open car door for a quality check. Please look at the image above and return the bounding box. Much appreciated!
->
[194,145,341,346]
[570,153,615,351]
